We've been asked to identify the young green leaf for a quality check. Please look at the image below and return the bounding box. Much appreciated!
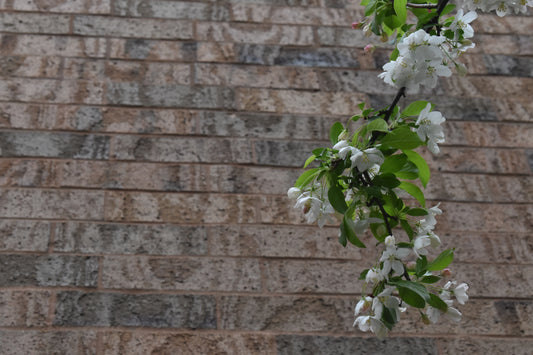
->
[303,154,316,169]
[373,173,401,189]
[398,181,426,207]
[341,215,366,248]
[395,281,430,308]
[428,293,449,312]
[415,255,428,277]
[400,100,429,117]
[400,219,415,240]
[393,0,407,23]
[403,150,430,188]
[366,118,389,133]
[380,154,408,174]
[330,122,345,145]
[295,168,320,188]
[427,249,454,271]
[407,207,428,216]
[381,126,423,150]
[328,184,348,214]
[420,275,441,284]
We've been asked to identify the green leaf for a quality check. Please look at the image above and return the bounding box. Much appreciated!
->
[428,293,448,312]
[312,147,326,157]
[330,122,344,145]
[427,249,454,271]
[401,100,429,117]
[381,126,423,150]
[380,154,407,174]
[394,281,430,309]
[338,227,347,247]
[440,3,456,16]
[420,275,441,284]
[381,306,398,329]
[403,150,430,188]
[393,0,407,23]
[341,215,366,248]
[407,207,428,216]
[295,168,320,188]
[366,118,389,133]
[328,184,348,214]
[390,47,399,61]
[303,154,316,169]
[415,255,427,277]
[398,181,425,207]
[400,219,415,240]
[359,269,369,280]
[373,173,401,189]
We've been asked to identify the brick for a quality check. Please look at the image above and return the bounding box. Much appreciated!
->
[109,39,196,61]
[317,69,397,94]
[105,191,257,223]
[476,34,533,55]
[440,231,519,264]
[0,220,50,251]
[195,63,319,89]
[437,337,533,355]
[0,34,107,58]
[12,0,111,13]
[0,159,58,187]
[474,14,533,35]
[444,122,533,148]
[0,189,104,220]
[231,4,360,25]
[54,222,207,256]
[197,111,328,139]
[106,60,191,85]
[425,173,532,203]
[204,165,298,194]
[0,13,70,34]
[102,332,275,355]
[105,83,235,109]
[483,54,533,77]
[113,0,229,21]
[197,42,236,62]
[0,78,104,104]
[263,259,363,293]
[208,225,368,259]
[73,16,193,39]
[236,88,368,115]
[253,139,328,167]
[439,76,533,99]
[101,256,261,292]
[53,291,216,328]
[0,290,50,327]
[62,58,106,80]
[0,330,97,355]
[58,161,207,191]
[220,295,354,332]
[196,22,314,46]
[0,132,109,159]
[0,254,99,287]
[257,195,310,225]
[110,136,252,164]
[317,27,389,48]
[0,56,62,78]
[509,233,533,264]
[276,335,437,355]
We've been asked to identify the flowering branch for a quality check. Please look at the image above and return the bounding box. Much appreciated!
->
[288,0,533,337]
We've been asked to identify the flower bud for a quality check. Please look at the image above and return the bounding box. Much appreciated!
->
[363,44,376,54]
[441,268,452,278]
[363,24,372,37]
[421,313,431,325]
[455,63,468,76]
[337,130,349,141]
[384,235,396,248]
[351,21,363,30]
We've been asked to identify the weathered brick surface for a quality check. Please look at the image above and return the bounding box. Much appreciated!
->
[0,0,531,353]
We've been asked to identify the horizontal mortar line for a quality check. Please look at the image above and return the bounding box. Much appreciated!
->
[0,30,196,42]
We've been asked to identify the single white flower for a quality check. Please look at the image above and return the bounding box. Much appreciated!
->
[380,246,410,276]
[351,148,385,172]
[366,268,385,284]
[384,235,396,248]
[454,283,469,305]
[415,104,446,154]
[354,296,373,316]
[413,235,432,258]
[449,9,478,39]
[287,187,302,200]
[353,316,388,337]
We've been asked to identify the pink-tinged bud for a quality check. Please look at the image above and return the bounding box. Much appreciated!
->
[364,44,376,54]
[441,268,452,278]
[351,21,363,30]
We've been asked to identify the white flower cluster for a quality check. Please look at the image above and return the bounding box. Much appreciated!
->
[413,204,443,257]
[459,0,533,16]
[426,281,469,323]
[287,186,335,228]
[414,104,446,154]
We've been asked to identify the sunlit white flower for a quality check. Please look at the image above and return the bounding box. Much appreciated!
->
[351,148,385,172]
[415,104,446,154]
[449,9,478,39]
[333,140,360,160]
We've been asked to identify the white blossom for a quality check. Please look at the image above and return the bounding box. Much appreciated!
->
[355,296,373,316]
[415,104,446,154]
[287,187,302,200]
[380,246,410,276]
[448,9,478,39]
[366,268,385,284]
[351,148,385,172]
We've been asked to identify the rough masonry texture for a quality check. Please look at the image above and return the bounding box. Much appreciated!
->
[0,1,532,354]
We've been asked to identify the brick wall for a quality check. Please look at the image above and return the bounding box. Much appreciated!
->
[0,1,532,354]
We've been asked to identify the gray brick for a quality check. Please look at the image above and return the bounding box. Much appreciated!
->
[73,16,193,39]
[54,292,216,329]
[437,337,533,355]
[0,13,71,34]
[276,335,437,355]
[111,136,253,164]
[113,0,229,21]
[220,295,353,332]
[0,330,98,355]
[11,0,111,13]
[0,254,99,287]
[317,27,387,48]
[106,83,235,109]
[0,220,50,252]
[54,222,207,255]
[317,69,397,94]
[254,140,328,167]
[114,39,196,61]
[0,132,109,159]
[483,55,533,77]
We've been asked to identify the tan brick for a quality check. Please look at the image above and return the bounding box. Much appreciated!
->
[0,34,107,57]
[109,38,196,61]
[0,56,62,78]
[197,42,236,63]
[0,78,104,104]
[444,122,533,148]
[12,0,111,13]
[63,58,106,80]
[0,330,98,355]
[106,60,191,85]
[0,159,58,187]
[73,16,193,39]
[509,233,533,264]
[102,256,261,292]
[236,88,368,115]
[474,14,533,35]
[0,290,50,327]
[476,34,533,55]
[0,13,70,34]
[102,332,275,355]
[437,337,533,355]
[0,188,104,220]
[196,22,314,45]
[0,220,50,252]
[113,0,229,21]
[440,76,533,99]
[105,191,257,223]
